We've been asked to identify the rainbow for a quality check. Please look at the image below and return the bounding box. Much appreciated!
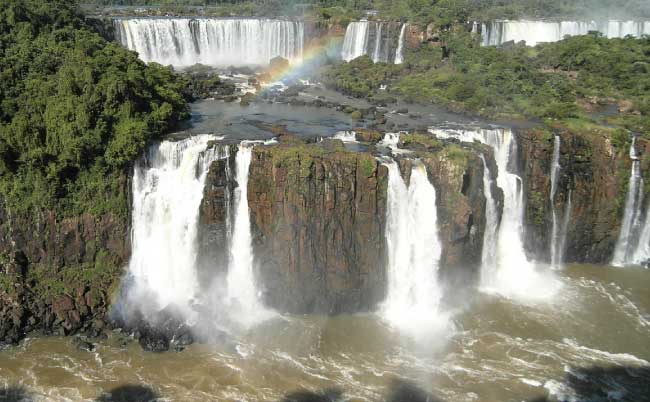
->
[258,35,344,87]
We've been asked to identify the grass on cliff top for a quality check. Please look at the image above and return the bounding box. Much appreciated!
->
[399,133,443,151]
[547,118,632,151]
[259,141,378,178]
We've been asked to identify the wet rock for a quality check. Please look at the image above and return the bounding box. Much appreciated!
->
[138,327,170,353]
[52,296,74,316]
[269,56,289,71]
[353,128,383,143]
[517,127,648,263]
[71,336,95,352]
[246,142,388,314]
[125,307,195,353]
[240,92,256,106]
[395,140,499,282]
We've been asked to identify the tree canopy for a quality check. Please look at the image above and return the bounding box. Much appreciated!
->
[0,0,190,216]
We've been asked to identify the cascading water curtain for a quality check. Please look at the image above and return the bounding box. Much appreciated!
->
[123,135,224,319]
[114,18,304,67]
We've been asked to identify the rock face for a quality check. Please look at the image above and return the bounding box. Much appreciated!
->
[197,145,238,285]
[0,175,130,345]
[246,141,388,314]
[518,128,650,264]
[395,140,501,286]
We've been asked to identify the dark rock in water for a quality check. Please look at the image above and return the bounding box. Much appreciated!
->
[283,85,305,97]
[138,327,170,353]
[386,379,443,402]
[71,336,95,352]
[96,384,160,402]
[240,92,256,106]
[289,99,306,107]
[181,66,236,100]
[353,128,383,143]
[280,388,343,402]
[120,306,196,353]
[396,108,409,114]
[0,385,31,402]
[267,56,289,78]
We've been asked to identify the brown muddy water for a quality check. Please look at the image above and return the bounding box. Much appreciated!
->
[1,264,649,402]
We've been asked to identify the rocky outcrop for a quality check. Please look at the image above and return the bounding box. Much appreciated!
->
[197,144,238,284]
[518,127,650,264]
[0,176,130,345]
[246,140,388,314]
[396,139,501,284]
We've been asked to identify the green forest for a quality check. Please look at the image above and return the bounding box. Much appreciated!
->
[83,0,650,19]
[0,0,190,217]
[324,30,650,134]
[2,0,649,220]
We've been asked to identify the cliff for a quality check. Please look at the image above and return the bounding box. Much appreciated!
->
[246,140,388,314]
[0,175,130,345]
[395,136,502,284]
[519,125,650,264]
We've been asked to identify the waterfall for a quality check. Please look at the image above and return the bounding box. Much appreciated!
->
[480,20,650,46]
[372,22,383,62]
[225,143,271,326]
[341,21,398,63]
[394,23,407,64]
[632,203,650,266]
[550,135,562,268]
[114,18,304,67]
[333,131,357,142]
[612,138,645,267]
[480,155,499,281]
[430,127,560,299]
[382,160,450,336]
[126,135,224,315]
[341,21,370,62]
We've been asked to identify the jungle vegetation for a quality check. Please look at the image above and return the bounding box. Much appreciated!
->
[0,0,190,217]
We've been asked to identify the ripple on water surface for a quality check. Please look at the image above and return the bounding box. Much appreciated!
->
[1,264,649,402]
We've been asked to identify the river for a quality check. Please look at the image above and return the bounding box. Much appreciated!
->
[2,264,648,402]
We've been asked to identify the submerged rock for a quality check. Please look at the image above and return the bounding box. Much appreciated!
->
[71,336,95,352]
[137,327,170,353]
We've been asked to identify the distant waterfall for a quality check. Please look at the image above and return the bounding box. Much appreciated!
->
[333,131,357,142]
[394,23,407,64]
[550,135,562,268]
[430,127,560,299]
[480,20,650,46]
[114,18,304,67]
[127,135,224,315]
[382,160,449,335]
[341,22,369,62]
[612,138,646,267]
[341,21,401,63]
[372,22,383,62]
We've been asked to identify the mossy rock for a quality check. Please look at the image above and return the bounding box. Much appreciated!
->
[240,92,256,106]
[399,133,443,151]
[354,128,383,143]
